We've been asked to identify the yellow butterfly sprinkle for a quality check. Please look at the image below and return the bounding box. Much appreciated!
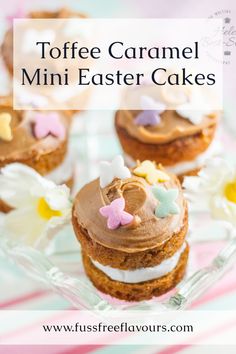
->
[133,160,170,185]
[0,113,13,142]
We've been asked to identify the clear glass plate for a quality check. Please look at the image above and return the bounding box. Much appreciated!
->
[1,111,236,311]
[1,221,236,311]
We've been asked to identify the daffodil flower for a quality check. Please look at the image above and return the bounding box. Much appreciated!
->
[0,163,72,248]
[183,157,236,226]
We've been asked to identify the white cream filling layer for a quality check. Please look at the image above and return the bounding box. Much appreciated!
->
[124,140,222,175]
[166,140,222,175]
[46,143,75,184]
[91,243,186,284]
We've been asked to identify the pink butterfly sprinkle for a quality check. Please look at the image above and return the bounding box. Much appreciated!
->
[33,113,65,140]
[99,197,134,230]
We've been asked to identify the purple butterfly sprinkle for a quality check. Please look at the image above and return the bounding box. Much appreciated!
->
[134,95,166,127]
[135,110,161,126]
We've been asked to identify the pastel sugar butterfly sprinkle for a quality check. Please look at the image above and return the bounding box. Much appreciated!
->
[134,95,166,127]
[0,113,13,142]
[133,160,170,185]
[99,197,134,230]
[135,111,161,126]
[23,29,55,54]
[176,91,212,125]
[99,155,131,188]
[152,185,180,218]
[33,113,65,140]
[176,106,207,125]
[140,95,166,112]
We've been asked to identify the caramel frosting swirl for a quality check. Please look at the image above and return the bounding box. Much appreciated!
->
[117,81,219,144]
[73,171,187,253]
[116,109,218,144]
[0,97,70,163]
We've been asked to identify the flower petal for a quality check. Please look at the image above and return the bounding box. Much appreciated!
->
[2,205,46,246]
[45,184,71,212]
[0,163,72,247]
[0,163,54,208]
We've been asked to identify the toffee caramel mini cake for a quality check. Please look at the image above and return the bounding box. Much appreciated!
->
[1,8,90,111]
[2,7,86,75]
[115,88,220,181]
[72,155,189,302]
[0,96,73,212]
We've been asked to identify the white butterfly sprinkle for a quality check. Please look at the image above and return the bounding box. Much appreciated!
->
[99,155,131,188]
[22,29,55,54]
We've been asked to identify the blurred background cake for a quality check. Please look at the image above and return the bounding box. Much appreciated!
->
[0,96,74,212]
[72,156,189,301]
[115,87,221,182]
[1,7,86,75]
[1,7,91,111]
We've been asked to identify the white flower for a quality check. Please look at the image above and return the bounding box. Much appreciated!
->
[0,163,72,248]
[176,90,212,125]
[183,157,236,226]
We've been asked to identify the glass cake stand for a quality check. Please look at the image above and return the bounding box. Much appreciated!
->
[0,110,236,311]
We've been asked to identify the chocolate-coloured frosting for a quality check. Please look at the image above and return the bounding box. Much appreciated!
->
[0,97,70,163]
[116,109,218,144]
[73,171,187,253]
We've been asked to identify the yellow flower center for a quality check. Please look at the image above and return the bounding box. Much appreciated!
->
[224,180,236,204]
[37,197,62,220]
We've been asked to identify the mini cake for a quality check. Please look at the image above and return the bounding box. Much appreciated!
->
[0,96,73,212]
[2,7,86,75]
[115,91,220,181]
[72,156,189,301]
[1,8,90,111]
